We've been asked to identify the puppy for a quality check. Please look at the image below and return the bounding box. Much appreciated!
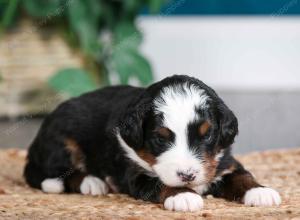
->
[24,75,281,211]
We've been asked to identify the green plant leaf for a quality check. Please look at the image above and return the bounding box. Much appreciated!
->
[123,0,142,15]
[0,0,162,89]
[110,48,153,85]
[48,68,98,97]
[67,0,101,56]
[67,0,99,28]
[86,0,102,22]
[113,22,142,50]
[0,0,19,30]
[148,0,165,13]
[22,0,62,18]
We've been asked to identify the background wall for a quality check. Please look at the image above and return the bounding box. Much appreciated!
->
[139,17,300,90]
[138,16,300,153]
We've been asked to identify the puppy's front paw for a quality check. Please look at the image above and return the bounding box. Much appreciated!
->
[243,187,281,207]
[80,175,109,196]
[164,192,204,212]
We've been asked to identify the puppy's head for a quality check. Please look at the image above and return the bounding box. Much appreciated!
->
[118,75,238,187]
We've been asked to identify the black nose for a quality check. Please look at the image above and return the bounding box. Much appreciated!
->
[177,171,196,182]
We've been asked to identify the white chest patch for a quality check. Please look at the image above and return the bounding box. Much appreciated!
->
[116,131,154,174]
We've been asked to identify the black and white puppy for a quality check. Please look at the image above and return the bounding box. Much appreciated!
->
[24,75,281,212]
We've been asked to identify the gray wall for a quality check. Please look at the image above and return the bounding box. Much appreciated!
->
[220,91,300,153]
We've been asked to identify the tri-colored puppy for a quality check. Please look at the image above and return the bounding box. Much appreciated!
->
[24,75,281,211]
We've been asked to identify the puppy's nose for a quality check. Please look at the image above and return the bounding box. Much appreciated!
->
[177,171,196,182]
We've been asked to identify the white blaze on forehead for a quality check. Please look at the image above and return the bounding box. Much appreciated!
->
[154,84,209,131]
[152,84,210,187]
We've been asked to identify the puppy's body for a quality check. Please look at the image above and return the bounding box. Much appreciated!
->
[24,75,281,211]
[25,85,144,194]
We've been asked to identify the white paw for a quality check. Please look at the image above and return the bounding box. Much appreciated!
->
[80,175,109,196]
[41,178,64,194]
[243,187,281,207]
[164,192,204,212]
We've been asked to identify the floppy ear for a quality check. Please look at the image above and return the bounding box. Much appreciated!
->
[118,94,151,150]
[217,103,238,148]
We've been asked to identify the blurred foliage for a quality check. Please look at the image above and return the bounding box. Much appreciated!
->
[48,68,98,97]
[0,0,167,97]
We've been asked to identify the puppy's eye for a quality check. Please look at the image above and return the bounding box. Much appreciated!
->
[198,121,211,137]
[156,136,165,144]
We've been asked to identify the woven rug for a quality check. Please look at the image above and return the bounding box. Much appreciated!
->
[0,148,299,220]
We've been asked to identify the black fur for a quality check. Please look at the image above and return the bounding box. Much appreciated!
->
[24,75,261,206]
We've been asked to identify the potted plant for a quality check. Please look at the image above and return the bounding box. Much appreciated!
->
[0,0,165,117]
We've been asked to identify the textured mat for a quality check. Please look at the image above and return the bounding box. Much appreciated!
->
[0,148,299,220]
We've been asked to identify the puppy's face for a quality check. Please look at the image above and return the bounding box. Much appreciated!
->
[119,76,238,188]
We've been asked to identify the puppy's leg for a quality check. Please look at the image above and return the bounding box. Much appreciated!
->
[64,171,109,196]
[209,158,281,206]
[26,138,108,196]
[128,175,203,212]
[25,141,73,194]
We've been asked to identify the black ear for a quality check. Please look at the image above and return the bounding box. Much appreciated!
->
[118,94,151,150]
[218,103,238,148]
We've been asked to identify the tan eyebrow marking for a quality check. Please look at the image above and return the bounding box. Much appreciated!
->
[156,127,171,139]
[198,121,211,136]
